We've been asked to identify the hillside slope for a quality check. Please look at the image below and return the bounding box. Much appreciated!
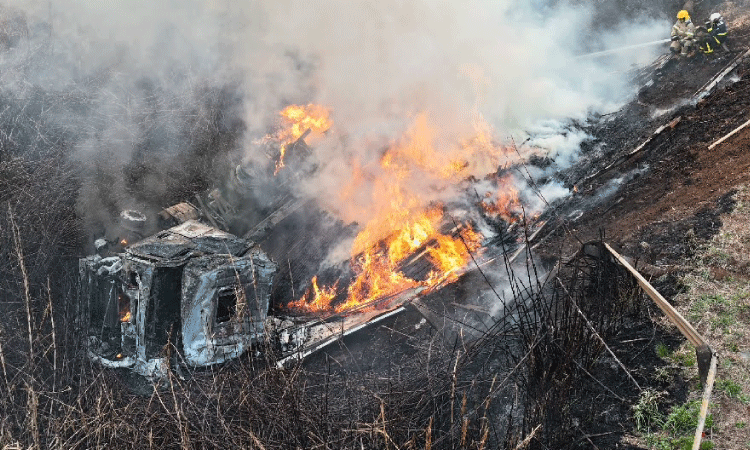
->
[536,5,750,448]
[538,4,750,264]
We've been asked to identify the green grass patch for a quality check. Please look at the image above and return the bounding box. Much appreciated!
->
[634,395,716,450]
[673,436,716,450]
[644,433,673,450]
[656,342,671,359]
[644,433,672,450]
[673,346,697,367]
[715,379,743,398]
[664,400,713,435]
[645,433,714,450]
[689,294,728,322]
[633,390,664,432]
[686,293,742,332]
[711,311,736,331]
[700,294,728,308]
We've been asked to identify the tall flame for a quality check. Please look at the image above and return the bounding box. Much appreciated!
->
[272,104,332,174]
[291,112,502,314]
[287,276,338,313]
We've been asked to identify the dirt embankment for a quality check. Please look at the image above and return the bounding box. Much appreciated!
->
[535,5,750,448]
[538,10,750,267]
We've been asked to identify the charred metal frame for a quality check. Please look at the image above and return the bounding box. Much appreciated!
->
[79,220,277,378]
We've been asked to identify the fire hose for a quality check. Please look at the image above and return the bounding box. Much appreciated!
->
[575,38,672,59]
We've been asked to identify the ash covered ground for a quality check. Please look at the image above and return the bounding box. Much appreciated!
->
[1,0,750,448]
[536,14,750,267]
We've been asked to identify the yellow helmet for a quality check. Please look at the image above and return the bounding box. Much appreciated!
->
[677,10,690,20]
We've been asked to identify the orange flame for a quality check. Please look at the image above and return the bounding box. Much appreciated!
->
[427,226,483,284]
[481,175,522,223]
[291,113,494,314]
[287,276,338,313]
[117,292,131,322]
[272,104,332,174]
[119,293,131,322]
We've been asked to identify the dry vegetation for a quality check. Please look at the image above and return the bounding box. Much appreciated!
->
[666,184,750,450]
[0,84,737,449]
[0,169,671,450]
[2,4,748,448]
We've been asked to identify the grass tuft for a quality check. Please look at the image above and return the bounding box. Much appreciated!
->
[633,390,664,432]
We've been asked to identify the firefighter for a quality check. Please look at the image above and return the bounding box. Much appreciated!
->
[700,12,728,54]
[671,10,696,56]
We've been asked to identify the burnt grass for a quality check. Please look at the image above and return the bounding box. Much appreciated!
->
[0,86,725,449]
[5,5,750,450]
[537,22,750,267]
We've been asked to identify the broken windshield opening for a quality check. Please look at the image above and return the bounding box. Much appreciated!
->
[216,288,239,323]
[145,267,182,358]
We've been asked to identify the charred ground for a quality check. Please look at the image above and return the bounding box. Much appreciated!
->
[537,22,750,266]
[1,1,750,449]
[531,7,750,448]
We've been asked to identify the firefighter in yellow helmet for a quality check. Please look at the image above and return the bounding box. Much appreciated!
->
[671,10,696,56]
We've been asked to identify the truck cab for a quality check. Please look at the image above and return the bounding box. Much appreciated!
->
[79,220,277,378]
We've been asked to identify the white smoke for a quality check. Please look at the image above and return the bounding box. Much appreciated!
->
[225,0,669,223]
[3,0,669,171]
[235,1,668,128]
[0,0,669,246]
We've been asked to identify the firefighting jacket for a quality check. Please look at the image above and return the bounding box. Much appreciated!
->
[671,19,696,41]
[707,18,728,44]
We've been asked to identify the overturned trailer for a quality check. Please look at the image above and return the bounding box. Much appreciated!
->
[79,220,277,378]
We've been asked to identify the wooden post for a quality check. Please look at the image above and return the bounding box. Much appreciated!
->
[692,355,717,450]
[604,243,713,385]
[604,242,717,450]
[708,117,750,150]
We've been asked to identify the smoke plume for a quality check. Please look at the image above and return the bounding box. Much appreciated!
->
[0,0,669,251]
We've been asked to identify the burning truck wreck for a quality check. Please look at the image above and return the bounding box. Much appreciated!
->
[78,102,549,379]
[79,220,278,378]
[78,207,440,378]
[77,105,337,377]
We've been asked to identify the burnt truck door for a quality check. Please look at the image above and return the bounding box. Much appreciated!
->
[120,255,183,367]
[124,258,184,368]
[127,264,153,363]
[144,265,183,359]
[119,258,155,365]
[180,248,277,367]
[79,256,125,356]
